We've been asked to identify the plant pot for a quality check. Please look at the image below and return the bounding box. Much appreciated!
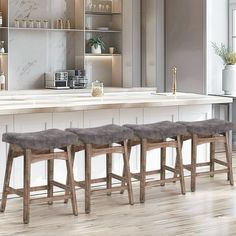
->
[222,65,236,95]
[91,45,102,54]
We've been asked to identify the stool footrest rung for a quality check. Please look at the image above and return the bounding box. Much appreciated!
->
[196,169,228,177]
[110,173,127,182]
[145,177,180,187]
[7,185,48,197]
[76,177,108,189]
[132,170,161,180]
[184,162,211,171]
[165,166,176,173]
[52,181,70,191]
[91,186,127,194]
[30,194,71,204]
[214,159,228,167]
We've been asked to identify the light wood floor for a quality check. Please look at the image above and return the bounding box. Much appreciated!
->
[1,154,236,236]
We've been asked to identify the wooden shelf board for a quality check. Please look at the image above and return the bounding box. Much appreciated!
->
[85,29,121,33]
[85,53,121,56]
[85,11,121,16]
[8,27,84,32]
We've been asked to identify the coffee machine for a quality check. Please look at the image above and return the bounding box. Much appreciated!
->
[67,70,88,89]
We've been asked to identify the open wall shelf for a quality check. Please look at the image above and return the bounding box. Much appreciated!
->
[0,0,123,90]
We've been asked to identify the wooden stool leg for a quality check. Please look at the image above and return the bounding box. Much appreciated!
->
[140,139,147,203]
[120,141,132,194]
[85,144,92,214]
[225,132,234,186]
[191,134,198,192]
[64,146,75,204]
[23,149,31,224]
[47,159,54,205]
[106,145,112,196]
[66,145,78,216]
[123,140,134,205]
[1,145,14,212]
[160,147,166,186]
[173,138,183,182]
[176,136,186,195]
[210,141,215,178]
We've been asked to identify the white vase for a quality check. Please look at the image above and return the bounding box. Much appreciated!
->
[91,45,102,54]
[222,65,236,95]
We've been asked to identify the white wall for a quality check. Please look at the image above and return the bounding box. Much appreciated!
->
[206,0,229,94]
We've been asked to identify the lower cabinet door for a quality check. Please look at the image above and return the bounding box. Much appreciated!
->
[13,113,53,189]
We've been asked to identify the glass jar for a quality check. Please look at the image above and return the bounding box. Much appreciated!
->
[21,19,27,28]
[28,19,34,28]
[35,20,41,28]
[91,80,103,97]
[42,20,49,29]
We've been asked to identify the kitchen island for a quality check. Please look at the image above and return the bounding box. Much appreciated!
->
[0,88,232,192]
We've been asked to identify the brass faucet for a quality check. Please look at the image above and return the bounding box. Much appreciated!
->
[172,66,177,95]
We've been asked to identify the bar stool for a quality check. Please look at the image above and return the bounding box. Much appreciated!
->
[1,129,78,224]
[177,119,234,192]
[66,124,134,214]
[123,121,187,203]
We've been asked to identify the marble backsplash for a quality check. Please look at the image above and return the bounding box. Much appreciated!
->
[8,0,83,90]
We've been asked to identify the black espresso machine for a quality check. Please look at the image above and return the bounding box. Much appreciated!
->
[67,69,88,89]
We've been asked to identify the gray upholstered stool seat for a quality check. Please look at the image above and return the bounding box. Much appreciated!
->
[178,119,233,136]
[124,121,186,140]
[2,129,78,150]
[66,124,133,145]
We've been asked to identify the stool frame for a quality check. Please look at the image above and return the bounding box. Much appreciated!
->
[1,144,78,224]
[65,140,134,214]
[121,135,186,203]
[175,132,234,192]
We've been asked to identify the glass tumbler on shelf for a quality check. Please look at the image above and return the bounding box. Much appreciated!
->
[14,19,20,28]
[28,20,34,28]
[35,20,41,28]
[21,19,27,28]
[42,20,49,29]
[91,80,104,97]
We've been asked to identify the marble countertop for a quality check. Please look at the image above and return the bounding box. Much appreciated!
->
[0,88,232,115]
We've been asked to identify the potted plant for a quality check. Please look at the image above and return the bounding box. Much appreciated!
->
[212,42,236,95]
[88,36,105,54]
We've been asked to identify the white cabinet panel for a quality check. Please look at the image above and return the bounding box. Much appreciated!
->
[13,113,53,188]
[0,116,14,192]
[144,107,179,170]
[84,109,120,178]
[120,108,143,172]
[179,105,212,165]
[52,112,84,182]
